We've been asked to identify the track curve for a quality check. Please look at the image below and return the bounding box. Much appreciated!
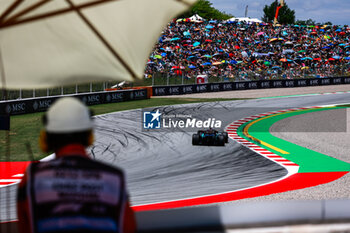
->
[91,92,350,207]
[92,102,287,206]
[2,92,350,222]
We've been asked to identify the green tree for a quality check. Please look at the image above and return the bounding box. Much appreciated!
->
[262,1,295,24]
[180,0,233,20]
[295,19,316,25]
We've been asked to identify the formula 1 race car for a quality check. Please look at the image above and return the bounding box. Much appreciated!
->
[192,129,228,146]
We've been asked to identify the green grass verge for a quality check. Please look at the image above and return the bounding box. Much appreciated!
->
[0,97,245,162]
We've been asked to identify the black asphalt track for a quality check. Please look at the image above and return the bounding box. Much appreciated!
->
[91,93,350,206]
[2,92,350,221]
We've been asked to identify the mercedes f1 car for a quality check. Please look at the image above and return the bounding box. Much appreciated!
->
[192,129,228,146]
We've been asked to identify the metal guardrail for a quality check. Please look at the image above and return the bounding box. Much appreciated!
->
[0,82,117,101]
[136,200,350,232]
[0,89,149,116]
[3,200,350,233]
[152,76,350,96]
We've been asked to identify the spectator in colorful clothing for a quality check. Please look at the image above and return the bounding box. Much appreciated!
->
[146,18,350,81]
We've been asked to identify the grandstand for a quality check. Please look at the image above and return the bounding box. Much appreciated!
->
[146,16,349,84]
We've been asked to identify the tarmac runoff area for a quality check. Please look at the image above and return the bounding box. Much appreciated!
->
[235,109,350,201]
[225,108,350,204]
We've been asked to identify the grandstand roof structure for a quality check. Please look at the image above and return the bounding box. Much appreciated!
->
[227,17,263,24]
[189,14,205,22]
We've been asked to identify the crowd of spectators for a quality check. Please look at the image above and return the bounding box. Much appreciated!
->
[145,18,350,81]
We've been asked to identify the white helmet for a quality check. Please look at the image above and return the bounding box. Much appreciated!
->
[45,97,93,133]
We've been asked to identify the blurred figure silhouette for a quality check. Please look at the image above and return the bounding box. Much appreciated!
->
[17,97,136,233]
